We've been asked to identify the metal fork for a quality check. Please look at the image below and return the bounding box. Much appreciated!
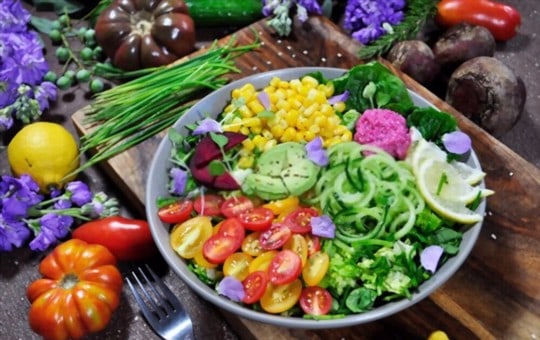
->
[126,265,194,340]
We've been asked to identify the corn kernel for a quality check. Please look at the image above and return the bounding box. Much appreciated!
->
[279,80,290,89]
[231,88,242,99]
[320,103,333,116]
[264,139,278,152]
[242,139,255,151]
[240,126,250,135]
[240,83,256,94]
[295,116,310,130]
[243,117,261,128]
[340,129,353,142]
[301,76,319,89]
[270,77,281,88]
[281,127,296,142]
[238,156,254,169]
[250,125,262,134]
[261,129,274,140]
[270,124,285,138]
[323,83,335,97]
[308,124,320,134]
[333,102,346,113]
[304,130,316,141]
[238,105,253,118]
[284,109,299,127]
[247,100,265,114]
[289,79,302,91]
[276,99,291,111]
[294,131,305,143]
[253,135,268,149]
[288,97,302,109]
[303,103,319,117]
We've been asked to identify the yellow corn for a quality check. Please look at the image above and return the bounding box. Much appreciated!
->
[242,138,255,151]
[238,156,254,169]
[247,100,265,114]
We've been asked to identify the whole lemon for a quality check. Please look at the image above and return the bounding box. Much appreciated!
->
[7,122,80,192]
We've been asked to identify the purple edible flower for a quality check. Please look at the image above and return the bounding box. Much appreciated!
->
[328,90,349,105]
[28,213,74,252]
[217,276,245,302]
[192,118,222,135]
[442,131,471,155]
[0,0,31,33]
[169,167,188,195]
[311,215,335,238]
[66,181,93,206]
[0,218,30,250]
[257,91,271,110]
[420,245,444,273]
[305,137,329,166]
[344,0,406,45]
[33,81,57,111]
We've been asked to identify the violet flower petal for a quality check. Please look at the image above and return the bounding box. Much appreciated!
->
[170,167,188,195]
[328,90,349,105]
[420,245,444,273]
[311,215,335,238]
[192,118,222,135]
[305,137,329,166]
[442,131,471,155]
[66,181,93,206]
[217,276,245,302]
[257,91,271,110]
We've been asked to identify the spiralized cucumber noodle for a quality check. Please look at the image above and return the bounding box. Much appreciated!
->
[306,141,425,245]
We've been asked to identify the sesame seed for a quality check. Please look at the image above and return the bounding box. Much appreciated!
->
[252,66,258,71]
[286,45,292,50]
[303,50,308,55]
[337,53,343,57]
[490,233,497,240]
[292,53,296,58]
[266,61,272,65]
[488,211,493,216]
[321,57,327,62]
[509,172,514,176]
[277,39,282,44]
[278,52,283,56]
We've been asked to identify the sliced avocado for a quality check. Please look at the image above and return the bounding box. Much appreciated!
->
[254,143,290,177]
[281,159,319,196]
[242,174,288,201]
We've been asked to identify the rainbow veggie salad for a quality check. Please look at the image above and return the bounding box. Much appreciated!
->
[156,61,493,319]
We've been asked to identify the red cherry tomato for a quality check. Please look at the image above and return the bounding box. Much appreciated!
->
[284,207,319,234]
[268,250,302,285]
[194,194,224,216]
[238,207,274,231]
[220,196,254,218]
[202,234,240,264]
[299,286,333,315]
[259,223,292,250]
[242,271,269,304]
[157,199,193,224]
[217,218,245,247]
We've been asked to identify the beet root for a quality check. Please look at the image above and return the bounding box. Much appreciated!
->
[446,56,526,136]
[433,23,496,69]
[386,40,440,85]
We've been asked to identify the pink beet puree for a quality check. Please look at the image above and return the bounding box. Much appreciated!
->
[354,109,411,160]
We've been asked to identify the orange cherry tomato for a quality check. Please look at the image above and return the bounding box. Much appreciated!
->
[170,216,213,259]
[299,286,333,315]
[241,231,265,257]
[238,207,274,231]
[242,271,269,304]
[223,252,253,281]
[202,234,241,264]
[259,223,292,250]
[248,250,278,273]
[268,250,302,285]
[193,194,224,216]
[220,195,254,218]
[283,234,308,267]
[260,279,302,314]
[302,251,330,287]
[262,196,300,216]
[283,207,319,234]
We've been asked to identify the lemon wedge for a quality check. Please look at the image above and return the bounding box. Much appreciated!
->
[416,158,486,224]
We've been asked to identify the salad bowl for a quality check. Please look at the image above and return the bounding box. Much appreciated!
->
[145,67,487,329]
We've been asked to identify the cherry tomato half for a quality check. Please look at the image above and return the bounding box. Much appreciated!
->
[202,234,241,264]
[220,195,254,218]
[302,251,330,287]
[259,223,292,250]
[157,199,194,224]
[283,234,308,267]
[242,231,264,257]
[268,249,302,285]
[223,252,253,281]
[242,271,269,304]
[260,279,302,314]
[284,207,319,234]
[299,286,333,315]
[305,234,321,256]
[170,216,213,259]
[194,194,224,216]
[217,218,245,245]
[248,250,278,273]
[239,207,274,231]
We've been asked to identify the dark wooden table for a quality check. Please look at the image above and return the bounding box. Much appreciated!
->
[1,1,539,339]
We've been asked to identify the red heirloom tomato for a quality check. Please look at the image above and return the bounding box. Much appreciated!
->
[95,0,196,70]
[72,216,157,261]
[27,239,123,340]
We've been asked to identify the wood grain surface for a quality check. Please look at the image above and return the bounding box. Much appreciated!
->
[72,16,540,339]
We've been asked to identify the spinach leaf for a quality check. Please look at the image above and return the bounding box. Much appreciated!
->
[406,107,457,143]
[345,287,377,312]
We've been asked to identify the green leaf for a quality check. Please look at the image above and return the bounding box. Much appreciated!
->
[345,287,377,312]
[155,197,178,209]
[31,0,85,14]
[210,132,228,148]
[208,160,226,176]
[257,110,274,118]
[30,16,55,35]
[167,128,184,145]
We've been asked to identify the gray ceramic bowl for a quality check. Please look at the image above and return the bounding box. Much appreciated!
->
[145,67,486,329]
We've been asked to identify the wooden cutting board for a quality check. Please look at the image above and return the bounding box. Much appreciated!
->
[73,16,540,339]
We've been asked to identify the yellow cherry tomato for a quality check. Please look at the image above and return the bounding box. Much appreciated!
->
[302,251,330,286]
[241,231,264,257]
[262,196,299,216]
[283,234,308,267]
[193,248,218,269]
[223,252,253,281]
[260,279,302,314]
[170,216,213,259]
[248,250,278,273]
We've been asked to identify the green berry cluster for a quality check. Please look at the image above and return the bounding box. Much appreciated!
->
[47,14,106,93]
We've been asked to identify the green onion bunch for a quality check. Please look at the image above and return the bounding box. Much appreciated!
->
[72,38,259,175]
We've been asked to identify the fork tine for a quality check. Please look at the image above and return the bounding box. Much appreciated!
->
[137,266,176,315]
[144,264,184,312]
[126,276,161,324]
[129,268,167,320]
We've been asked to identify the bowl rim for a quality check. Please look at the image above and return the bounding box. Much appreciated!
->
[145,66,485,329]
